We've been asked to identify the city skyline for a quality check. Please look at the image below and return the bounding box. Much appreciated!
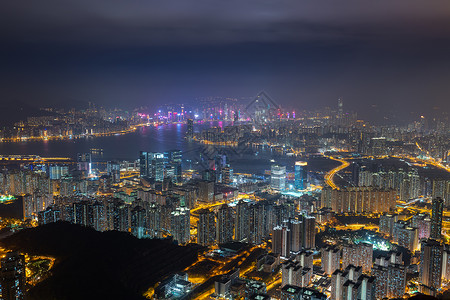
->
[0,1,449,299]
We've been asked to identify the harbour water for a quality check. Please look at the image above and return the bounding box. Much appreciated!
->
[0,122,336,175]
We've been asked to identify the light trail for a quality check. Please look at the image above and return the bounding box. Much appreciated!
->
[323,155,350,190]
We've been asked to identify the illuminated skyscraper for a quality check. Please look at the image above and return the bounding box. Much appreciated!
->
[322,246,340,275]
[331,265,361,300]
[379,213,398,236]
[300,214,315,250]
[131,205,146,238]
[49,164,69,180]
[216,204,233,244]
[287,219,302,253]
[198,180,215,203]
[342,243,373,273]
[249,202,265,245]
[164,149,183,183]
[77,153,92,174]
[271,165,286,191]
[91,201,105,231]
[73,200,92,226]
[432,179,449,205]
[419,239,443,295]
[139,151,165,181]
[281,260,312,288]
[147,202,162,238]
[294,161,308,190]
[222,164,233,185]
[272,225,291,257]
[106,161,121,183]
[430,197,444,240]
[0,251,26,300]
[442,246,450,282]
[186,119,194,139]
[197,209,216,246]
[170,207,190,245]
[338,97,343,117]
[372,252,406,299]
[234,200,250,242]
[411,213,431,240]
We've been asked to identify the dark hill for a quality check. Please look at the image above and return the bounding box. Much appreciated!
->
[0,222,199,300]
[0,101,56,126]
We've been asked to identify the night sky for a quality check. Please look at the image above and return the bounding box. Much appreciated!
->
[1,1,450,121]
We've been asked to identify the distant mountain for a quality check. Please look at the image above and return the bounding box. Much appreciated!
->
[44,98,91,110]
[0,222,199,300]
[0,101,56,127]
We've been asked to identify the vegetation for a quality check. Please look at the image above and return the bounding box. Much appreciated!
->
[0,222,199,300]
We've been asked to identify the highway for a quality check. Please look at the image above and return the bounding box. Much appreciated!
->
[323,155,350,190]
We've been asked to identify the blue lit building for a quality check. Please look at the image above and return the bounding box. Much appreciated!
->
[294,161,307,190]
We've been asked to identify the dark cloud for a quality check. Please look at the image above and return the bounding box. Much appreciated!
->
[1,0,449,122]
[2,0,450,46]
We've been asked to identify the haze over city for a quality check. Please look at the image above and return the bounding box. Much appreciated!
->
[1,1,450,122]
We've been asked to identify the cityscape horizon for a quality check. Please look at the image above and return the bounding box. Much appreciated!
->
[0,1,449,300]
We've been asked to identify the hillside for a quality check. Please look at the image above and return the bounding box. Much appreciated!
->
[0,222,199,300]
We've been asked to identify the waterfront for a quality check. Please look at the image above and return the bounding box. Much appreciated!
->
[0,122,339,176]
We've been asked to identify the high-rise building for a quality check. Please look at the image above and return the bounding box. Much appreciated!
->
[420,239,443,294]
[432,179,449,205]
[249,202,265,245]
[197,209,216,246]
[37,206,61,225]
[139,151,165,181]
[280,285,326,300]
[342,243,373,273]
[106,161,121,183]
[320,187,397,214]
[217,204,234,244]
[272,225,291,258]
[0,251,26,300]
[222,164,233,185]
[296,250,314,269]
[393,221,419,252]
[331,265,375,300]
[412,213,431,240]
[73,200,92,226]
[387,264,406,298]
[337,97,343,117]
[91,201,105,231]
[294,161,308,190]
[170,207,190,245]
[331,265,361,300]
[164,150,183,183]
[131,205,146,238]
[372,252,406,299]
[147,202,162,238]
[186,119,194,139]
[235,200,250,242]
[300,214,315,250]
[370,137,387,156]
[287,219,302,253]
[321,246,340,276]
[379,213,398,236]
[281,260,312,288]
[442,246,450,282]
[271,165,286,191]
[77,153,92,174]
[430,197,444,240]
[198,180,215,203]
[48,164,69,180]
[170,207,191,244]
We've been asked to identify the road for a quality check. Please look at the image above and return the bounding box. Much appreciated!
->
[323,155,350,190]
